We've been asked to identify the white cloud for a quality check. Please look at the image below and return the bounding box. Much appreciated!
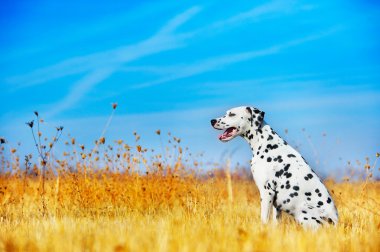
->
[156,6,202,35]
[45,68,115,117]
[3,1,327,118]
[131,27,340,89]
[4,6,203,119]
[208,0,294,28]
[5,6,203,89]
[6,0,302,90]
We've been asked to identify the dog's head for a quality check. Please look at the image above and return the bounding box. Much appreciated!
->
[210,106,265,142]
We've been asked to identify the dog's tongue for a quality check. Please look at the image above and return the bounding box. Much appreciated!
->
[219,127,235,140]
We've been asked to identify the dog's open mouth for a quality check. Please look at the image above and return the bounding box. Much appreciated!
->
[219,127,237,141]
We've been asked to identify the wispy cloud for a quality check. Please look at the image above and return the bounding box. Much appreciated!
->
[3,1,318,117]
[131,27,340,89]
[6,6,202,118]
[45,68,115,117]
[183,0,317,39]
[6,0,301,90]
[5,6,203,89]
[156,6,202,35]
[207,0,295,29]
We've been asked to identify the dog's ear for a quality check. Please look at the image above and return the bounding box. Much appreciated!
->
[246,107,253,127]
[246,107,252,116]
[246,106,265,129]
[256,110,265,128]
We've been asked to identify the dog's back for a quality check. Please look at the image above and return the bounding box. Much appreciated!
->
[250,124,338,228]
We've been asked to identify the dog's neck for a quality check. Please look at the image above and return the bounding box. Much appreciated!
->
[242,121,279,153]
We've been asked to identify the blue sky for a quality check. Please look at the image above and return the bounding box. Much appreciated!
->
[1,0,379,177]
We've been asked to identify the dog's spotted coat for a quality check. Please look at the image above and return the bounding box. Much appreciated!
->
[211,106,338,229]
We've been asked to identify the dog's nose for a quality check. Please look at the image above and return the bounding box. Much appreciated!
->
[211,119,217,126]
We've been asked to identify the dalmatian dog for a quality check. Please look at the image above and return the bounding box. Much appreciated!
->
[211,106,338,229]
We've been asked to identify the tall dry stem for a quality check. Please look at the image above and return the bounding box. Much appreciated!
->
[225,158,233,205]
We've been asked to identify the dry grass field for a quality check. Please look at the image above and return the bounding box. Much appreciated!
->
[0,119,379,252]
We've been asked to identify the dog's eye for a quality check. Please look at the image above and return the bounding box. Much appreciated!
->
[229,112,236,117]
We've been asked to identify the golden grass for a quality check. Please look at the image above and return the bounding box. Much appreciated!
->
[1,115,379,252]
[1,167,379,252]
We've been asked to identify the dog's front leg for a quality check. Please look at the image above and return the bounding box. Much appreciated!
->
[260,192,273,224]
[272,206,281,224]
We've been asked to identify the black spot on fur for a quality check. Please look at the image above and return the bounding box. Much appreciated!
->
[307,174,313,179]
[287,154,296,158]
[293,186,299,191]
[286,173,292,178]
[315,189,320,193]
[267,157,272,162]
[318,201,323,206]
[274,155,283,163]
[267,135,273,141]
[284,164,290,171]
[327,197,332,204]
[305,192,312,196]
[302,210,307,214]
[285,184,290,189]
[275,169,284,178]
